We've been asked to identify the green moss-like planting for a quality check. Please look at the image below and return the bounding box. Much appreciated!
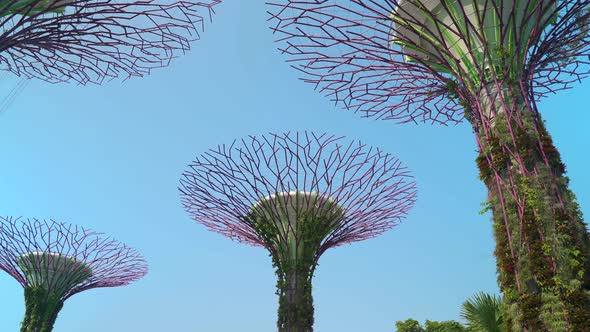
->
[473,84,590,331]
[21,286,64,332]
[247,206,340,332]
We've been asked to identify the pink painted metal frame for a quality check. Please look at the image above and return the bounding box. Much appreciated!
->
[0,0,221,84]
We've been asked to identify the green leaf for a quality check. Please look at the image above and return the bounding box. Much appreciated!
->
[460,292,504,332]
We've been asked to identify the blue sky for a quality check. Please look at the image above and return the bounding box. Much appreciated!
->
[0,1,589,331]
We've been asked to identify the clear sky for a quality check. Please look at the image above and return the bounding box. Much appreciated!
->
[0,1,589,331]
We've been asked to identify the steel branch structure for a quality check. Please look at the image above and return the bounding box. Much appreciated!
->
[0,216,148,332]
[268,0,589,124]
[0,0,220,84]
[179,131,416,332]
[268,1,590,331]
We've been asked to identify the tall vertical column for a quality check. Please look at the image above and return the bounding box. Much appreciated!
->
[475,83,590,331]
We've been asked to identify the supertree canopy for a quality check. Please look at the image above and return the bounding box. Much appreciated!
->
[268,0,590,331]
[0,0,220,84]
[0,216,148,332]
[179,131,416,331]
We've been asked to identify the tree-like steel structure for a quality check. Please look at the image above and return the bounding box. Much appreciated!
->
[0,216,148,332]
[0,0,220,84]
[267,0,590,330]
[179,131,416,332]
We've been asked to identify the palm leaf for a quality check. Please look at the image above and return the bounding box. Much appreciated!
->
[460,292,503,332]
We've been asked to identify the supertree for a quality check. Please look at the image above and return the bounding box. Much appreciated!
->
[0,216,148,332]
[266,0,590,330]
[179,131,416,332]
[0,0,220,84]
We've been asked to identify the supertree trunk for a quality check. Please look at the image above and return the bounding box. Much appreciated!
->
[21,286,64,332]
[472,82,590,331]
[276,265,314,331]
[255,212,327,331]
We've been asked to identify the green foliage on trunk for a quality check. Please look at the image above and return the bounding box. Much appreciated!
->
[21,286,64,332]
[247,208,340,332]
[274,263,314,332]
[473,85,590,331]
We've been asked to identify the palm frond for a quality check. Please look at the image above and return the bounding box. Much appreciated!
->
[460,292,503,332]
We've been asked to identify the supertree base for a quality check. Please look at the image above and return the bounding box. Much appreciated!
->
[250,201,337,332]
[473,84,590,331]
[276,267,314,332]
[21,286,64,332]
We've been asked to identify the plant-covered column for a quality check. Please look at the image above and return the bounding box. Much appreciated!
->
[179,132,417,331]
[0,217,148,332]
[16,251,92,332]
[471,82,590,331]
[21,286,64,332]
[250,205,341,331]
[277,265,314,331]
